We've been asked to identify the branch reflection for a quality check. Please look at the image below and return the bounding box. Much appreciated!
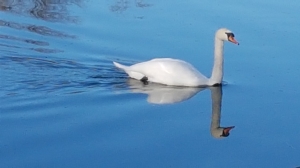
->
[110,0,152,13]
[0,0,81,53]
[0,20,75,38]
[0,0,82,23]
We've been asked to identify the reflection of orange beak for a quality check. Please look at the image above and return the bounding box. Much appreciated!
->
[223,126,235,135]
[228,36,239,45]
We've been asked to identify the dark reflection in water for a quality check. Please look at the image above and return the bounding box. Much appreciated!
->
[0,19,74,53]
[0,0,81,54]
[31,47,63,53]
[110,0,152,13]
[0,56,127,96]
[0,34,64,53]
[0,0,82,23]
[0,34,48,46]
[0,20,75,38]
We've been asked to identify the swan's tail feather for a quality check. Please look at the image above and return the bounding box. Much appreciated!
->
[113,61,128,70]
[113,61,144,80]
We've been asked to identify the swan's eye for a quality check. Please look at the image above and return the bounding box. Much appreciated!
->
[225,32,235,38]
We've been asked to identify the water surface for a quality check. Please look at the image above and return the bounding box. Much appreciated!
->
[1,0,300,167]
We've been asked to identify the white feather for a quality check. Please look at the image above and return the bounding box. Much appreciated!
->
[113,28,239,87]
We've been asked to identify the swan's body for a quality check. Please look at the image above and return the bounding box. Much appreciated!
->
[114,59,208,86]
[113,28,239,87]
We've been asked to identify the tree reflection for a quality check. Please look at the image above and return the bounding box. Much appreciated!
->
[135,0,151,8]
[0,0,83,23]
[0,20,75,38]
[110,0,152,13]
[0,0,81,53]
[110,0,129,13]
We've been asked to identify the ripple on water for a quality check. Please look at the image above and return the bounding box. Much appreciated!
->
[0,0,82,23]
[0,56,128,97]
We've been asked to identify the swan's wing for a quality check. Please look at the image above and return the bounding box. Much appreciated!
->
[129,58,209,86]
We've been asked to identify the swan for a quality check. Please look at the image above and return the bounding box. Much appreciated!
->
[113,28,239,86]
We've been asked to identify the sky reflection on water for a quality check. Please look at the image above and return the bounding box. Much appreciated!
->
[1,0,300,167]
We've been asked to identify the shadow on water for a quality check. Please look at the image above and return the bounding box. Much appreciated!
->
[125,80,235,138]
[0,56,128,96]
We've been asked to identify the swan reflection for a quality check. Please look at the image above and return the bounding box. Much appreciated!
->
[210,86,235,138]
[126,80,234,138]
[126,79,204,104]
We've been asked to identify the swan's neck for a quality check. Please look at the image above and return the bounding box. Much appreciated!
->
[209,38,224,85]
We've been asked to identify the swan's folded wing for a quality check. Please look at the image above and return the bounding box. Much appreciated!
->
[129,58,209,86]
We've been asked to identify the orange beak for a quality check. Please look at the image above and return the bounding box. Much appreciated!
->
[223,126,235,135]
[228,36,239,45]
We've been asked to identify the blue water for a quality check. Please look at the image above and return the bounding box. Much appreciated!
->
[1,0,300,167]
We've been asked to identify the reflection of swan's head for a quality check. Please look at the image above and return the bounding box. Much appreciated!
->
[221,126,235,137]
[216,28,239,45]
[211,126,235,139]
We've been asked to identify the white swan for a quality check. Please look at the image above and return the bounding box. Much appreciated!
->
[113,28,239,86]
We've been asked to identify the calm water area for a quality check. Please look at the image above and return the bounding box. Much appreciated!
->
[1,0,300,167]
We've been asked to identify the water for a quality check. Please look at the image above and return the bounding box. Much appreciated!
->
[1,0,300,167]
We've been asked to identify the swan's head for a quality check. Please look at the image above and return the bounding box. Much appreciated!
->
[216,28,239,45]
